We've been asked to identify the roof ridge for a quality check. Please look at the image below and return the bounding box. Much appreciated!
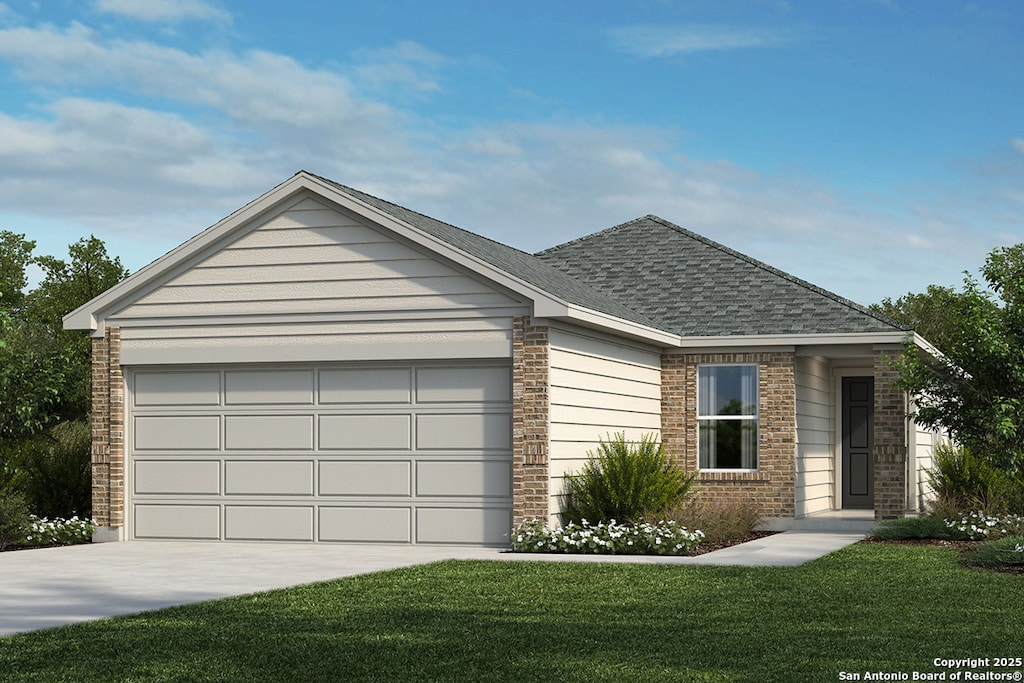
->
[534,215,655,256]
[308,172,541,260]
[552,213,907,332]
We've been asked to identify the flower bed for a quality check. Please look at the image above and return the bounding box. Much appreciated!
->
[511,519,704,556]
[945,511,1024,540]
[21,515,96,547]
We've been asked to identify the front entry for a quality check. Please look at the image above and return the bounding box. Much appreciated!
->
[842,376,874,509]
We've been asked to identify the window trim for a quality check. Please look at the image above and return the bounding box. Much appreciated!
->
[697,363,760,472]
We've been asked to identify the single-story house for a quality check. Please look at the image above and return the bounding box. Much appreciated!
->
[65,171,940,545]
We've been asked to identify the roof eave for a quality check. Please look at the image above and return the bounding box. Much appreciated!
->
[668,330,915,350]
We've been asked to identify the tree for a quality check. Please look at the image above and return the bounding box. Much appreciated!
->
[0,234,128,440]
[24,236,129,421]
[897,244,1024,472]
[0,231,35,311]
[870,285,992,355]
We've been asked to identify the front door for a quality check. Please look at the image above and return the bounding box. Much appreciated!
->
[842,376,874,509]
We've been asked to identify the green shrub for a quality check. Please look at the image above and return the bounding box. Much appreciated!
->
[18,420,92,519]
[0,490,31,550]
[962,535,1024,569]
[870,515,963,540]
[926,441,1023,515]
[561,432,695,525]
[658,497,762,544]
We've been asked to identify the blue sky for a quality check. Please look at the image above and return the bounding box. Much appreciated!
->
[0,0,1021,306]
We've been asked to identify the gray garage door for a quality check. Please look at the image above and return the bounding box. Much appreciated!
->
[127,363,513,545]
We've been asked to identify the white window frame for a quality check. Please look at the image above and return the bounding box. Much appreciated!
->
[697,363,759,471]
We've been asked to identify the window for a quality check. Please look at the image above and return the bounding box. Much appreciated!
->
[698,364,758,469]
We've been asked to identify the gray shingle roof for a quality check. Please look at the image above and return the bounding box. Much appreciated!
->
[313,175,666,331]
[535,215,908,336]
[314,173,904,338]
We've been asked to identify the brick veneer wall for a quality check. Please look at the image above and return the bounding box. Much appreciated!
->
[661,352,798,519]
[512,316,550,526]
[873,349,908,520]
[91,326,124,530]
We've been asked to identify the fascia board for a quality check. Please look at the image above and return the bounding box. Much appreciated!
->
[556,304,682,346]
[62,174,313,332]
[669,331,913,350]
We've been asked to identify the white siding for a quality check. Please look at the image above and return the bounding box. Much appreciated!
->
[909,408,941,513]
[547,326,662,523]
[795,356,834,517]
[110,196,527,364]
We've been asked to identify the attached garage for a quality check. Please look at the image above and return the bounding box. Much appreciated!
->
[128,363,512,544]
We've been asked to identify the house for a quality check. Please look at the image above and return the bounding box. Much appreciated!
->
[65,171,940,545]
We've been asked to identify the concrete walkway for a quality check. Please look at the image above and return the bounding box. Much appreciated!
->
[0,530,865,637]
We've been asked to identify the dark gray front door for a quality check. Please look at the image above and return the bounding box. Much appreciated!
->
[842,376,874,509]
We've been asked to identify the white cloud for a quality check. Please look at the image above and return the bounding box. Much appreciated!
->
[607,24,796,58]
[1012,138,1024,156]
[95,0,229,23]
[353,41,448,93]
[0,19,1014,305]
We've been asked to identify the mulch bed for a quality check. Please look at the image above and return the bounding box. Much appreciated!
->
[688,530,781,556]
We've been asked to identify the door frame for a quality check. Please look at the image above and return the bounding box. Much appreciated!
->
[833,367,874,512]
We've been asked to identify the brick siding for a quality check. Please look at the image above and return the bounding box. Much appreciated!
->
[91,327,124,529]
[873,349,908,520]
[512,316,549,526]
[661,352,798,519]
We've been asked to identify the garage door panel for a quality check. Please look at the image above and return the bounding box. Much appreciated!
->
[320,506,411,543]
[129,362,511,545]
[225,369,314,405]
[320,368,412,404]
[135,505,220,540]
[134,416,220,451]
[416,507,511,545]
[416,461,511,497]
[225,461,313,496]
[417,414,511,450]
[135,460,220,495]
[225,415,313,450]
[225,506,313,541]
[319,414,411,450]
[319,461,411,496]
[416,367,511,403]
[134,371,221,406]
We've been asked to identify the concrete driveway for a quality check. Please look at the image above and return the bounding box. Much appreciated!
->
[0,541,504,637]
[0,530,865,637]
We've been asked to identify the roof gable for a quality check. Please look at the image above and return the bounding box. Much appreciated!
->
[535,215,907,337]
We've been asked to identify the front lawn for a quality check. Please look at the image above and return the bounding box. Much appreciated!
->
[1,543,1021,682]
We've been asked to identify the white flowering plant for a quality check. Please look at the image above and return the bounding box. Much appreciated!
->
[22,515,96,547]
[510,518,704,556]
[945,511,1024,541]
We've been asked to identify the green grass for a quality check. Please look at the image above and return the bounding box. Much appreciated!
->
[1,543,1022,682]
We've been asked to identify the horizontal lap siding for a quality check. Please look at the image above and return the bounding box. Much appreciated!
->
[111,196,527,364]
[911,409,940,512]
[547,327,662,522]
[795,356,833,516]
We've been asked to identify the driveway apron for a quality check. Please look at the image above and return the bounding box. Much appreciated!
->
[0,530,865,636]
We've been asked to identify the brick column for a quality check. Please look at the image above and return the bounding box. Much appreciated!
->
[873,349,907,520]
[511,316,549,526]
[661,351,797,519]
[91,326,124,538]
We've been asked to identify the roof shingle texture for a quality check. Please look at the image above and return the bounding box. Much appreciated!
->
[315,174,905,338]
[535,215,907,336]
